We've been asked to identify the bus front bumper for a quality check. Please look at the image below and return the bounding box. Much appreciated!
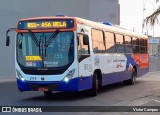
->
[17,77,92,92]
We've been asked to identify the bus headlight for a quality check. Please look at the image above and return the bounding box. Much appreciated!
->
[16,70,25,81]
[63,69,76,82]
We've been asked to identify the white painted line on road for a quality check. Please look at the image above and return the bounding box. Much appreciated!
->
[154,99,160,103]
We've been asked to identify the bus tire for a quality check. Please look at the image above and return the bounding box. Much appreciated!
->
[44,91,52,97]
[124,69,136,85]
[89,73,98,96]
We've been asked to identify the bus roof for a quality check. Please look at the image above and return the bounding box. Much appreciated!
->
[75,17,148,39]
[18,16,148,39]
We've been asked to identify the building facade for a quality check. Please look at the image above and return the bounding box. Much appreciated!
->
[148,37,160,56]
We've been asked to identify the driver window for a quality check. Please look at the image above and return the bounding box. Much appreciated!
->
[77,34,89,57]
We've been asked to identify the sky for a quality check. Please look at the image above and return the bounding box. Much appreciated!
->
[119,0,160,37]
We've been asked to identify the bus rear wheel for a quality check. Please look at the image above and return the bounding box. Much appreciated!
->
[124,69,136,85]
[44,91,52,97]
[89,73,98,96]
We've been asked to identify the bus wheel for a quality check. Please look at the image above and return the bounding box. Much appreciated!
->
[124,69,136,85]
[89,73,98,96]
[44,91,52,97]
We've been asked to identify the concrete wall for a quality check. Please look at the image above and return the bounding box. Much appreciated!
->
[149,56,160,72]
[89,0,119,23]
[0,0,119,80]
[148,37,160,56]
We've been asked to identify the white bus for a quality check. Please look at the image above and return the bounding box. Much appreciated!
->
[6,16,149,96]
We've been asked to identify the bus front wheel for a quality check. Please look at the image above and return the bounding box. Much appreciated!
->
[89,73,98,96]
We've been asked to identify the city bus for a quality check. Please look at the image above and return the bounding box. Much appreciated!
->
[6,16,149,96]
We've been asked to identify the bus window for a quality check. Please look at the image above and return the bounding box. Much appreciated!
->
[105,32,116,53]
[115,34,125,53]
[144,39,148,53]
[92,29,105,53]
[77,34,90,56]
[124,36,133,53]
[132,37,139,53]
[125,36,131,45]
[139,38,147,53]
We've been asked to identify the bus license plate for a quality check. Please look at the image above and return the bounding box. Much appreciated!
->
[38,87,49,91]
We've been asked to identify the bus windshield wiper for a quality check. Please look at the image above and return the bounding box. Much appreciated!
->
[44,30,59,47]
[28,30,39,47]
[28,30,41,55]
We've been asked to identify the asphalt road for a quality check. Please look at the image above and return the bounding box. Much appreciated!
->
[1,72,160,115]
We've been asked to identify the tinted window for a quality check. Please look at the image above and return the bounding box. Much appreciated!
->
[132,37,139,53]
[92,29,105,53]
[17,32,74,68]
[105,32,116,53]
[77,34,90,56]
[115,34,125,53]
[125,36,133,53]
[125,36,131,45]
[139,38,147,53]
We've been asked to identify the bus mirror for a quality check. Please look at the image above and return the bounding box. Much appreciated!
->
[18,40,22,49]
[83,34,89,45]
[6,36,10,46]
[6,28,16,46]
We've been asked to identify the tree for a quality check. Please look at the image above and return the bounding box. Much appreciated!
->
[144,0,160,26]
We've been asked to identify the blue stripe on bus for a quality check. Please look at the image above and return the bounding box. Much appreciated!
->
[125,54,137,69]
[125,54,149,77]
[17,67,149,92]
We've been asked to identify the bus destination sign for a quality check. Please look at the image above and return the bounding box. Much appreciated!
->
[18,19,74,30]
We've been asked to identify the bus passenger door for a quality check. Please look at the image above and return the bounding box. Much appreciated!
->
[77,33,92,90]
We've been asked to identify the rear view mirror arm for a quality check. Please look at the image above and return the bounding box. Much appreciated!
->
[6,28,16,46]
[6,28,16,37]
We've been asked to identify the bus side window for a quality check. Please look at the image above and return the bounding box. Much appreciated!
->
[139,38,147,53]
[124,36,133,53]
[77,34,90,56]
[115,34,125,53]
[92,29,105,53]
[132,37,139,53]
[105,32,116,53]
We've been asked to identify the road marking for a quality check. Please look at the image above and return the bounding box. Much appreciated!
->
[154,100,160,103]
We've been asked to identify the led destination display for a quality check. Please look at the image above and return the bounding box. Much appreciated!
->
[18,19,74,30]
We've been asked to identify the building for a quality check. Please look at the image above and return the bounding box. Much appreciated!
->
[148,37,160,56]
[0,0,119,80]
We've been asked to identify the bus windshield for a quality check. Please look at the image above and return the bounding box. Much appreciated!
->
[17,31,74,68]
